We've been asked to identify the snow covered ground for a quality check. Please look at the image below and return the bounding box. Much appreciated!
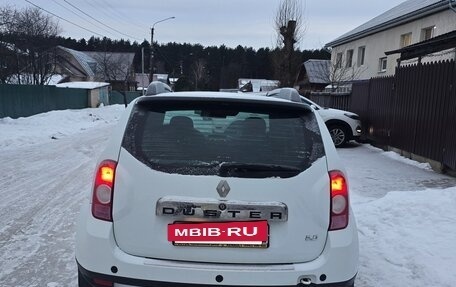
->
[0,105,455,287]
[340,144,456,287]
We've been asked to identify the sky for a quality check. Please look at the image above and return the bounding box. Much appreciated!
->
[2,0,406,50]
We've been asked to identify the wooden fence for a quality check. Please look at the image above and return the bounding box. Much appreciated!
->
[310,60,456,171]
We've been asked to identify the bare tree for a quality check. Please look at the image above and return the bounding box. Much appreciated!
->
[91,52,135,106]
[311,48,366,92]
[0,6,15,83]
[12,7,60,37]
[325,48,365,91]
[273,0,305,87]
[0,5,15,27]
[92,53,132,82]
[192,59,206,90]
[274,0,305,48]
[1,6,61,85]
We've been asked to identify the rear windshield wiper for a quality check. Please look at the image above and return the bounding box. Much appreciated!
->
[218,162,302,178]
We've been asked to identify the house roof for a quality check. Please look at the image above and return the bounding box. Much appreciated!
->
[326,0,449,47]
[57,46,96,77]
[55,81,110,89]
[303,60,330,84]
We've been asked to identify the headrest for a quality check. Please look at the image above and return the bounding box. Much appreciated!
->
[243,117,266,133]
[169,116,194,129]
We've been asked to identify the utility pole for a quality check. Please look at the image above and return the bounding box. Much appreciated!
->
[142,47,145,95]
[149,17,175,83]
[149,27,154,83]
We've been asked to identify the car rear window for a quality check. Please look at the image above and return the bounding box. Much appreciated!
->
[122,98,325,178]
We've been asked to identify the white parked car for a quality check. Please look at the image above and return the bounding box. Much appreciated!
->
[266,89,362,147]
[76,91,359,287]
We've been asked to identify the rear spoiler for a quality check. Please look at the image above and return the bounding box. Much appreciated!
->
[266,88,302,103]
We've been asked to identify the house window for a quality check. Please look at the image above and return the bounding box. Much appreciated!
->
[379,57,387,72]
[400,33,412,48]
[357,46,365,67]
[346,50,354,68]
[336,53,343,68]
[421,26,435,41]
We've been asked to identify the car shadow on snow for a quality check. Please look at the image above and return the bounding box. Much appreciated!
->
[339,141,363,149]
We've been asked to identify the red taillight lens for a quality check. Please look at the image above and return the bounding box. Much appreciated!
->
[329,170,349,231]
[92,160,117,221]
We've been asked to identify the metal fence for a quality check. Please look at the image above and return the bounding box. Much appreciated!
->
[313,60,456,170]
[110,91,143,105]
[0,84,88,119]
[309,92,351,111]
[0,85,143,119]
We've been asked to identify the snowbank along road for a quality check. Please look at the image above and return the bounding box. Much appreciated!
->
[0,105,455,287]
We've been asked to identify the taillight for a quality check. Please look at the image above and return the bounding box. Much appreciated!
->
[329,170,349,231]
[92,160,117,221]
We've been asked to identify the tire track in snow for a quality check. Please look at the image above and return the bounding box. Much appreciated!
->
[0,126,114,287]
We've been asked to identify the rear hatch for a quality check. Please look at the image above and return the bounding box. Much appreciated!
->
[112,96,329,264]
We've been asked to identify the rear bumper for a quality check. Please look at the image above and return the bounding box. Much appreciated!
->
[78,262,355,287]
[76,204,358,287]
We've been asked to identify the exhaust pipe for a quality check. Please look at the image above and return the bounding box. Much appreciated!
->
[298,277,312,286]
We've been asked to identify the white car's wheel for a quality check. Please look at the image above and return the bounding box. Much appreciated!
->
[329,125,347,147]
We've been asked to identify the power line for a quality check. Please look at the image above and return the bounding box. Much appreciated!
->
[50,0,117,38]
[82,0,122,25]
[80,0,146,42]
[95,0,147,31]
[24,0,104,37]
[63,0,142,42]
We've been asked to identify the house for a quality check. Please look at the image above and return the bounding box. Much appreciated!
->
[135,73,150,92]
[238,79,279,92]
[153,74,169,83]
[83,51,136,91]
[135,73,179,92]
[55,46,97,82]
[385,29,456,63]
[294,60,331,95]
[55,81,110,108]
[325,0,456,80]
[55,46,136,91]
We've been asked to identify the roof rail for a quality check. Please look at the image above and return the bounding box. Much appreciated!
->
[266,88,301,103]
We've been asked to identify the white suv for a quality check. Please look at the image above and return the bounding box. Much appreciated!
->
[76,92,359,287]
[266,89,362,147]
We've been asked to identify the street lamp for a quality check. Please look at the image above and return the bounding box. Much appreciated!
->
[150,17,175,82]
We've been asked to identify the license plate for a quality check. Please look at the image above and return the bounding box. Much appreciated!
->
[168,221,269,248]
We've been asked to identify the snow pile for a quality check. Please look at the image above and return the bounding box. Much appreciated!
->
[352,187,456,286]
[0,105,125,150]
[55,81,110,89]
[382,151,433,171]
[366,144,432,171]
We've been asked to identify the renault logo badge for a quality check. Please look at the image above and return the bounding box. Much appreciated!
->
[216,180,230,198]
